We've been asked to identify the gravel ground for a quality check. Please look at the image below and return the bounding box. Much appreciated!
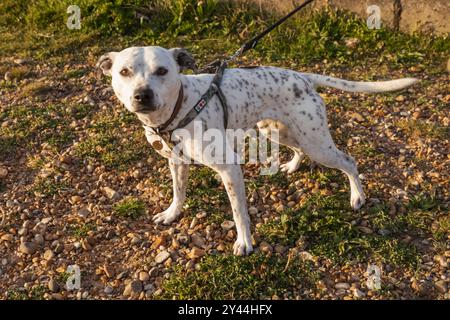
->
[0,47,448,300]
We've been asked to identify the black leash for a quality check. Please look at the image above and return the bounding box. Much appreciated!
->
[148,0,314,148]
[199,0,315,73]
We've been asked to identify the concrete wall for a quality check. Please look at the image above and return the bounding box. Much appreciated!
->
[230,0,450,35]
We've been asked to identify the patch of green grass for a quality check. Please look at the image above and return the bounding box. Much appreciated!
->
[64,69,86,79]
[113,197,146,219]
[259,193,421,268]
[69,222,96,239]
[74,111,150,170]
[6,285,47,300]
[160,253,318,299]
[0,104,75,154]
[184,166,229,221]
[32,177,68,197]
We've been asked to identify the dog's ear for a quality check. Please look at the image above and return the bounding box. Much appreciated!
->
[96,52,118,76]
[169,48,197,73]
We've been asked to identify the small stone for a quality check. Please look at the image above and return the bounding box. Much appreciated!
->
[48,278,58,293]
[103,187,119,200]
[434,280,447,294]
[70,195,82,204]
[434,255,448,268]
[259,241,273,253]
[155,250,170,264]
[148,267,158,278]
[139,271,150,282]
[132,169,142,179]
[221,220,235,231]
[123,280,143,296]
[395,95,405,102]
[216,243,226,251]
[357,226,373,234]
[77,207,90,218]
[4,72,12,81]
[189,217,198,229]
[104,286,114,295]
[274,245,286,254]
[352,288,366,298]
[335,282,350,290]
[19,242,37,255]
[59,155,72,164]
[350,112,364,122]
[43,249,54,261]
[188,247,206,259]
[81,239,92,251]
[0,167,8,178]
[248,206,258,215]
[1,234,13,242]
[299,251,314,262]
[104,265,115,278]
[152,235,166,249]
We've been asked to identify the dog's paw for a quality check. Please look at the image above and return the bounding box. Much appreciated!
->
[280,159,301,174]
[233,239,253,256]
[351,193,366,211]
[153,208,180,225]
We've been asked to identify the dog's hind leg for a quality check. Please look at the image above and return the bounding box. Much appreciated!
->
[153,158,189,224]
[257,120,305,174]
[296,128,366,210]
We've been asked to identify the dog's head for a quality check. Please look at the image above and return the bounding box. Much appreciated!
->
[96,46,195,115]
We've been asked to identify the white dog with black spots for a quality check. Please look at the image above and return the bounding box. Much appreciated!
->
[97,46,417,256]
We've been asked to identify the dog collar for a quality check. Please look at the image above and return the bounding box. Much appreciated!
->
[155,83,184,133]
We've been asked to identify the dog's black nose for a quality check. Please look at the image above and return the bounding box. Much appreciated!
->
[133,87,154,106]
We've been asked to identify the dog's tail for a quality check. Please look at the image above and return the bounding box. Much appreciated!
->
[303,73,418,93]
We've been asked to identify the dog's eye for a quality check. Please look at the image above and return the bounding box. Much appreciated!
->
[120,68,131,77]
[155,67,168,76]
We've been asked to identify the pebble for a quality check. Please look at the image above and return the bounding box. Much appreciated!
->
[188,247,206,259]
[1,234,13,242]
[352,288,366,298]
[395,95,405,102]
[0,167,8,178]
[434,255,448,268]
[335,282,350,290]
[4,72,12,81]
[248,206,258,215]
[155,250,170,264]
[259,241,273,253]
[104,286,114,295]
[77,207,90,218]
[189,217,198,229]
[148,267,159,278]
[48,278,58,292]
[434,280,447,294]
[70,195,82,204]
[103,187,119,200]
[139,271,150,282]
[357,226,373,234]
[81,239,92,251]
[43,249,54,261]
[104,265,115,278]
[123,280,143,296]
[220,220,235,230]
[19,242,37,255]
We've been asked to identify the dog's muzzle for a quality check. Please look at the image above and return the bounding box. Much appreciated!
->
[132,86,156,112]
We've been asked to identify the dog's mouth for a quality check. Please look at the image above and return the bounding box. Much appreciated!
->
[132,104,158,113]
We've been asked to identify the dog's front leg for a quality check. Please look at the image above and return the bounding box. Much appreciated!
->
[213,164,253,256]
[153,157,189,224]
